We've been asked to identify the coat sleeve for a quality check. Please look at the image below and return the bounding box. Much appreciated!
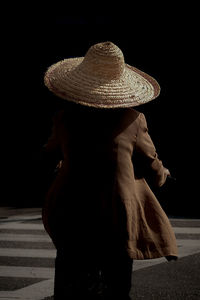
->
[41,112,63,172]
[43,114,60,153]
[135,113,167,187]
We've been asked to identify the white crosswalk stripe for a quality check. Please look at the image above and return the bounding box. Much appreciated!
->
[0,209,200,300]
[0,210,55,299]
[0,266,54,279]
[0,248,56,258]
[0,234,51,242]
[0,222,44,230]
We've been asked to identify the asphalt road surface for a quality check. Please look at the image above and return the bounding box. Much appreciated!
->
[0,207,199,299]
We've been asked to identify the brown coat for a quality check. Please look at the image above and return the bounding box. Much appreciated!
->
[42,106,178,260]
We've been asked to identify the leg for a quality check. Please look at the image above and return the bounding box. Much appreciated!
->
[54,247,106,300]
[54,250,76,299]
[54,248,90,300]
[101,249,133,300]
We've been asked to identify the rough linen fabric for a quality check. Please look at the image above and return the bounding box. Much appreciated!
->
[42,106,178,260]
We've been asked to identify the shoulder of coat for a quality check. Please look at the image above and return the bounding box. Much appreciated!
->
[125,108,141,122]
[129,108,140,115]
[114,108,141,137]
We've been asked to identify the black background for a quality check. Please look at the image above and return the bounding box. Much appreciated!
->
[2,10,199,217]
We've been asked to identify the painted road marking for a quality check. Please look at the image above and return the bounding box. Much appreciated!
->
[0,248,56,258]
[0,234,51,242]
[0,279,54,300]
[0,211,199,300]
[0,266,54,279]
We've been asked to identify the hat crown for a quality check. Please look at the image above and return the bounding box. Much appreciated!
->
[80,42,125,80]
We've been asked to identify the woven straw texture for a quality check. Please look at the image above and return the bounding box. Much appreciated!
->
[44,42,160,108]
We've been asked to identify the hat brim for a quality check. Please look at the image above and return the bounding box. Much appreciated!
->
[44,57,160,108]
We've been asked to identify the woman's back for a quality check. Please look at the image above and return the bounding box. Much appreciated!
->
[53,103,140,182]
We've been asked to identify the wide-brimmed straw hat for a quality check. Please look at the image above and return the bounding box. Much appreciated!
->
[44,41,160,108]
